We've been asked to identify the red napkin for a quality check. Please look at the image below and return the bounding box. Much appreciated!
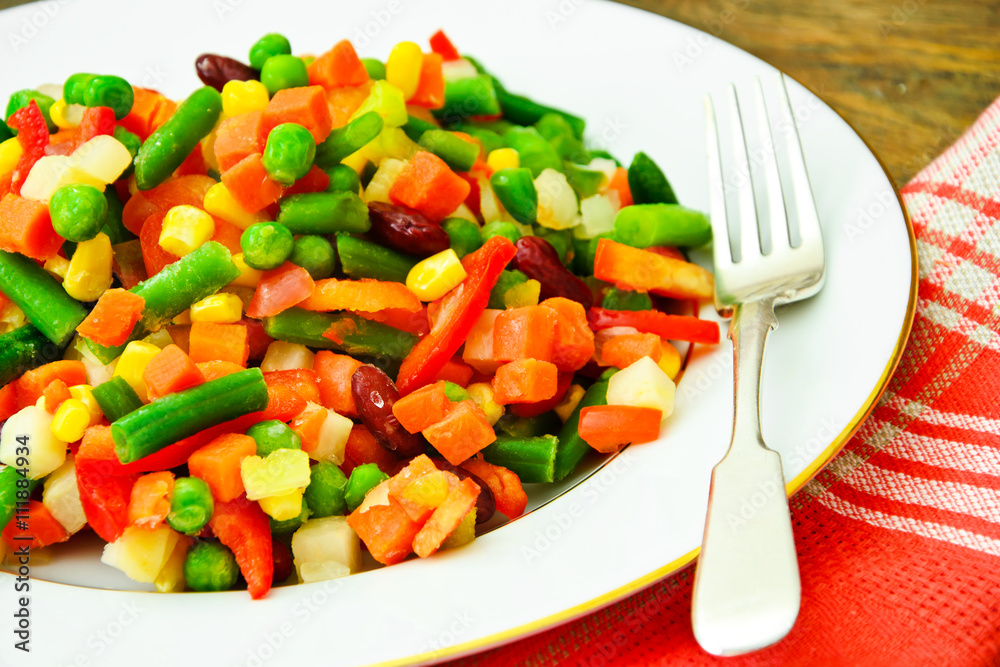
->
[450,101,1000,666]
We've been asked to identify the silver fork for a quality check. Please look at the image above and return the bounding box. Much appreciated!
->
[691,75,826,656]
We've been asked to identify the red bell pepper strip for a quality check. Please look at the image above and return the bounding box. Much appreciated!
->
[396,236,516,395]
[429,29,461,61]
[210,495,273,599]
[7,101,50,195]
[587,307,720,345]
[75,426,139,542]
[74,106,116,150]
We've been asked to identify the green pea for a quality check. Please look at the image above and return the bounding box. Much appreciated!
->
[240,222,294,271]
[289,235,336,280]
[490,168,537,225]
[249,33,292,70]
[246,419,302,457]
[361,58,386,80]
[5,89,56,132]
[488,269,528,309]
[167,477,214,536]
[260,55,309,95]
[49,184,108,242]
[345,463,389,512]
[324,164,361,194]
[183,541,239,592]
[269,498,310,535]
[63,73,95,105]
[480,221,522,245]
[304,461,348,518]
[83,75,134,120]
[262,122,316,186]
[442,217,482,258]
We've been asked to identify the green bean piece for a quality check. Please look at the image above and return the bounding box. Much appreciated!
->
[91,376,143,423]
[491,77,586,139]
[554,379,610,481]
[345,463,389,512]
[240,222,295,271]
[83,75,134,120]
[314,111,383,168]
[361,58,386,80]
[480,221,522,245]
[324,164,361,194]
[402,114,437,143]
[49,184,108,242]
[336,235,417,283]
[0,120,11,143]
[434,75,500,123]
[602,287,653,312]
[455,125,504,155]
[627,152,678,205]
[0,467,39,532]
[534,113,576,141]
[263,308,416,360]
[277,192,370,235]
[563,162,605,200]
[63,73,95,105]
[442,217,482,258]
[304,461,348,518]
[0,250,87,347]
[0,325,52,388]
[418,129,478,172]
[112,369,269,464]
[100,187,135,245]
[481,434,558,483]
[262,122,316,186]
[490,168,537,224]
[246,419,302,457]
[459,118,514,135]
[289,235,337,279]
[183,541,239,592]
[5,89,56,132]
[270,498,310,535]
[488,270,528,309]
[249,33,292,70]
[260,55,309,95]
[167,477,214,536]
[134,86,222,191]
[502,127,562,178]
[495,412,562,439]
[614,204,711,248]
[548,134,589,164]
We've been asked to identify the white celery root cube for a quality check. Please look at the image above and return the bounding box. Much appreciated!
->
[606,356,676,418]
[292,516,361,583]
[43,455,87,534]
[101,525,182,584]
[0,406,68,479]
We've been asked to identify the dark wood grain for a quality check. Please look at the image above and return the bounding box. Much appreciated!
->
[615,0,1000,185]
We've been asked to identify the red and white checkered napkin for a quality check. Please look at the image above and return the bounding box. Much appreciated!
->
[451,99,1000,667]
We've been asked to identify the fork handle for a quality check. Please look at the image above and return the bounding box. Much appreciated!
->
[691,298,801,656]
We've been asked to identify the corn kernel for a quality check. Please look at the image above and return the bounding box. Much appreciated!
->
[258,488,305,521]
[466,382,504,426]
[229,253,264,288]
[555,384,586,423]
[0,137,24,176]
[43,255,71,281]
[203,182,267,230]
[51,399,91,442]
[406,249,467,301]
[68,385,103,424]
[63,233,113,302]
[113,340,162,403]
[159,205,215,256]
[241,449,312,500]
[385,41,424,101]
[189,293,243,323]
[487,148,519,172]
[221,79,270,117]
[504,279,541,308]
[0,303,26,333]
[49,98,77,129]
[658,341,682,380]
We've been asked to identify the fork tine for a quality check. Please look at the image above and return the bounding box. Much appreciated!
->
[776,74,822,249]
[753,77,789,254]
[727,84,760,261]
[705,95,733,270]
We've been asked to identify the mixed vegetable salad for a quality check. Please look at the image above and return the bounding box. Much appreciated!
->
[0,30,720,598]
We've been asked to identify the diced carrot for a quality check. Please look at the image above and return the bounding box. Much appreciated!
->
[0,383,18,422]
[462,309,502,374]
[188,433,257,503]
[138,211,179,276]
[42,379,71,413]
[119,87,176,141]
[413,477,479,557]
[298,278,422,313]
[127,471,175,528]
[262,383,307,422]
[246,262,315,318]
[509,371,573,419]
[221,153,284,214]
[314,351,363,417]
[578,405,662,453]
[607,166,633,208]
[263,368,322,404]
[389,151,471,222]
[391,381,452,434]
[308,40,370,90]
[210,216,244,255]
[122,174,216,235]
[429,30,461,61]
[283,165,330,196]
[421,400,496,466]
[540,297,596,373]
[75,425,138,541]
[17,361,87,409]
[188,322,250,367]
[409,52,445,108]
[289,403,328,456]
[325,82,374,128]
[492,359,559,405]
[459,459,527,519]
[347,490,421,565]
[593,239,715,300]
[342,425,397,476]
[0,193,63,261]
[600,332,662,369]
[76,289,146,347]
[2,500,69,550]
[195,360,245,382]
[214,111,263,172]
[142,344,205,401]
[433,356,473,387]
[259,86,333,145]
[353,306,430,336]
[492,305,557,363]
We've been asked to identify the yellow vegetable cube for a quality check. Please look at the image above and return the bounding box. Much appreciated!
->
[50,399,91,442]
[258,488,305,521]
[72,135,134,184]
[606,356,675,418]
[203,182,267,230]
[554,384,586,422]
[487,148,519,172]
[402,471,450,508]
[534,168,580,230]
[101,525,181,584]
[260,341,315,372]
[0,137,24,175]
[406,249,467,301]
[155,536,191,592]
[63,233,113,302]
[0,406,67,479]
[361,158,406,204]
[221,79,269,117]
[20,155,104,203]
[240,448,311,501]
[159,205,215,256]
[113,340,162,403]
[292,516,361,583]
[386,41,424,100]
[504,279,541,308]
[189,293,243,323]
[466,383,504,426]
[658,341,682,380]
[42,456,86,535]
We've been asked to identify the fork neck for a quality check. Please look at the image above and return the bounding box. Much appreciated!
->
[728,297,778,452]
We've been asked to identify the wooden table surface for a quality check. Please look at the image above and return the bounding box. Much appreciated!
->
[617,0,1000,186]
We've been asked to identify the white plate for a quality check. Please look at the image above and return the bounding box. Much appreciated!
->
[0,0,915,665]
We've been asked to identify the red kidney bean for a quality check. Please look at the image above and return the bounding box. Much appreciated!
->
[430,459,496,524]
[195,54,259,91]
[271,539,294,585]
[511,236,594,309]
[351,365,426,458]
[367,202,451,257]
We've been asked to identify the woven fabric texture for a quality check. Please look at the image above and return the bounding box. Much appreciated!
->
[448,100,1000,667]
